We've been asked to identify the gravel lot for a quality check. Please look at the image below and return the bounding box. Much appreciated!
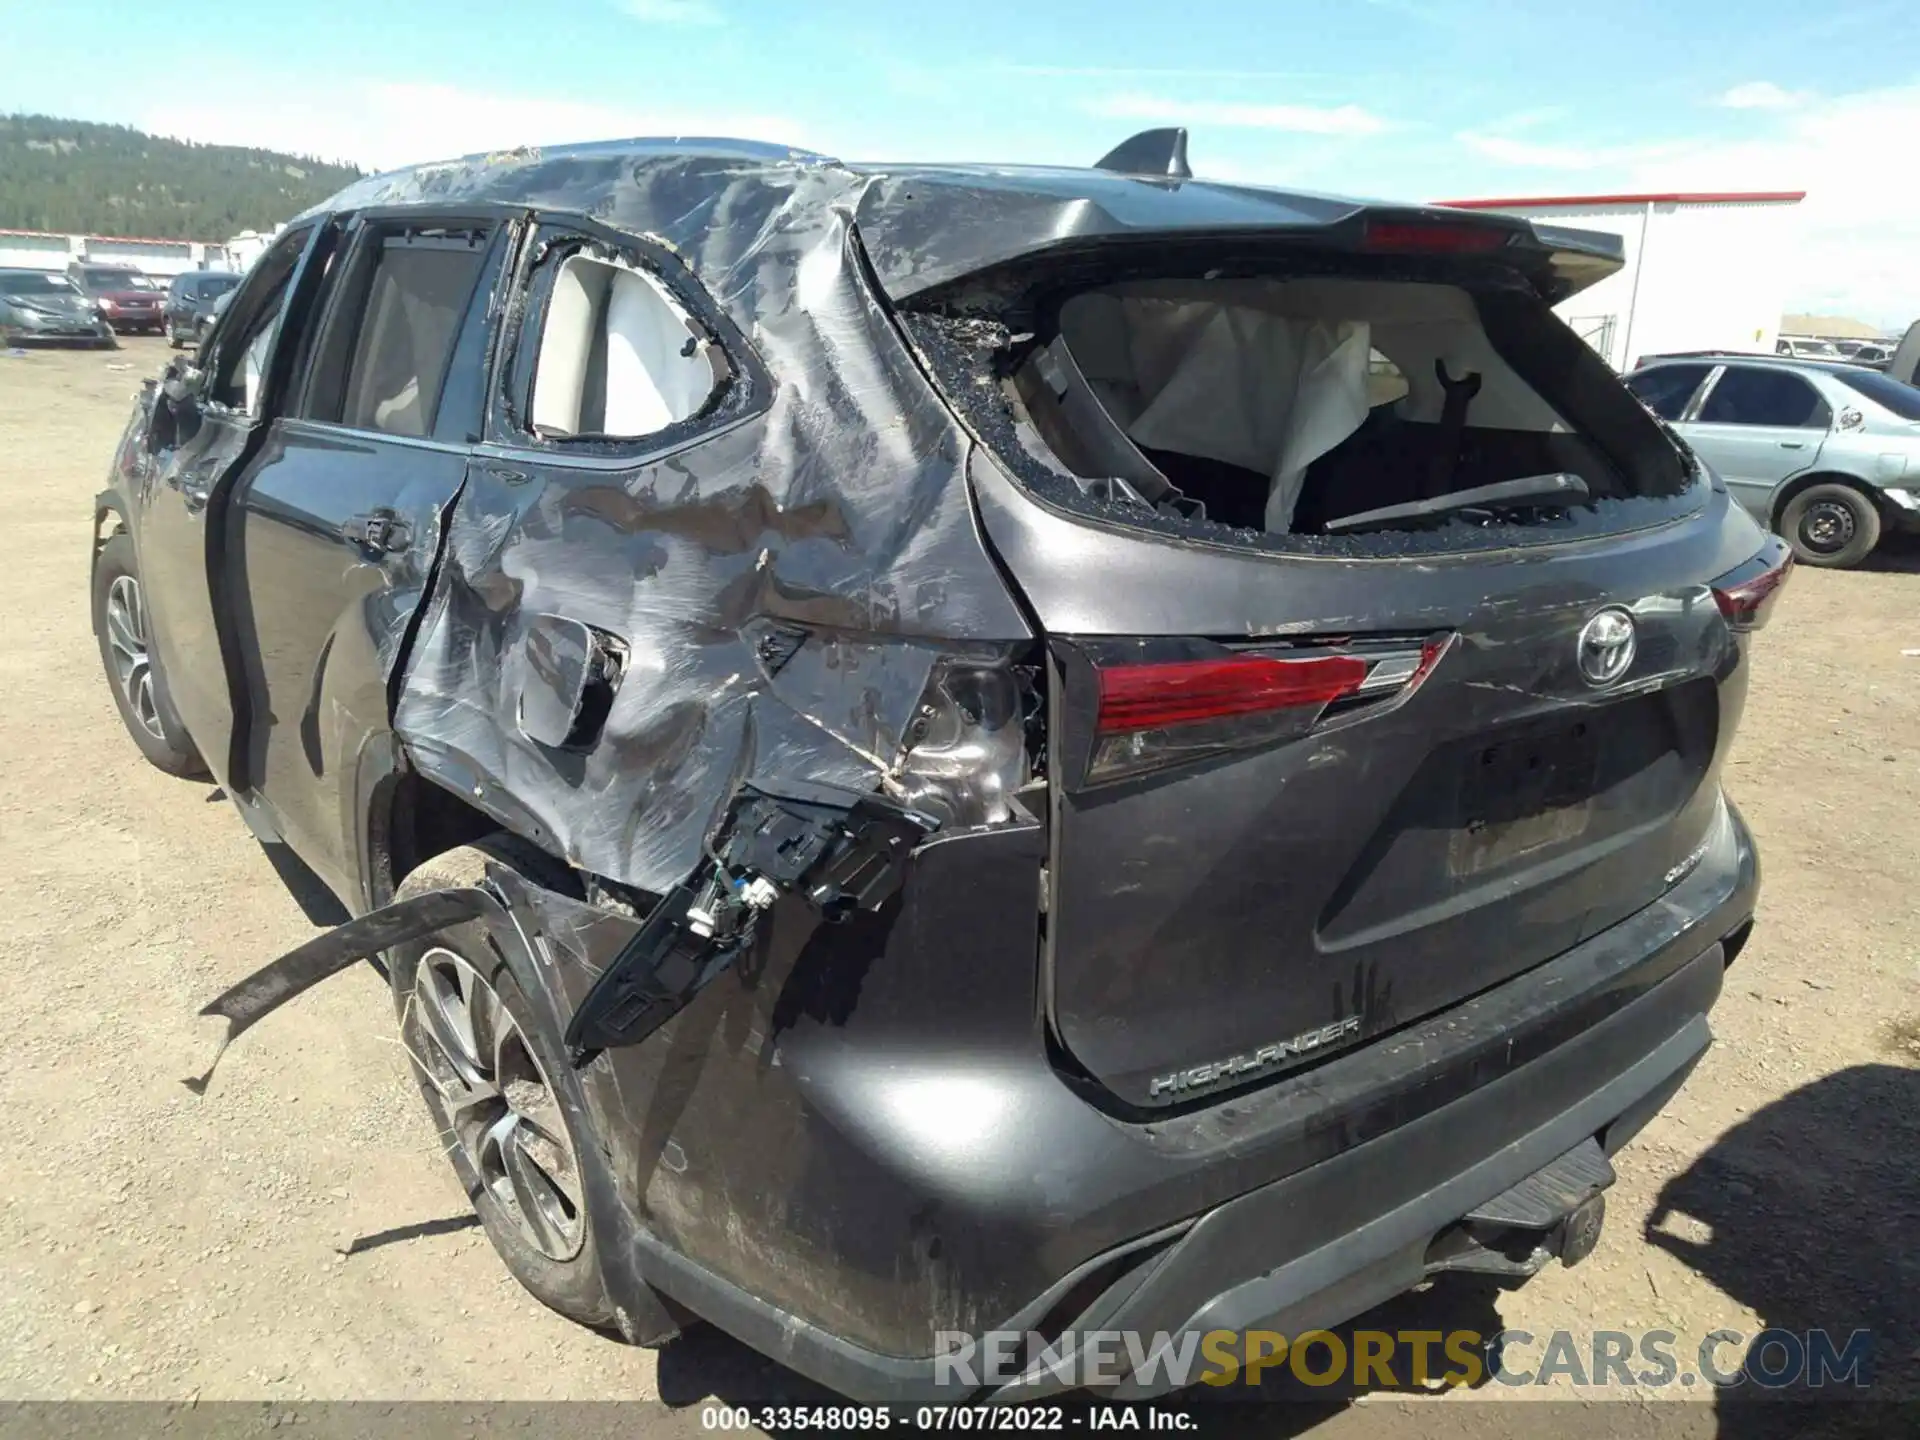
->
[2,337,1916,1429]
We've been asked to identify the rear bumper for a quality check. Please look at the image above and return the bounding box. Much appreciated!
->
[579,795,1757,1402]
[4,322,113,342]
[1009,952,1720,1400]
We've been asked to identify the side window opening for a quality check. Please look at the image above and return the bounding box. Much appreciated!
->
[1625,364,1710,421]
[529,251,726,441]
[1367,349,1410,408]
[209,228,311,415]
[1698,368,1831,429]
[304,225,491,438]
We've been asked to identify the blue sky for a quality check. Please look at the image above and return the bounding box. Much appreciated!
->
[7,0,1919,320]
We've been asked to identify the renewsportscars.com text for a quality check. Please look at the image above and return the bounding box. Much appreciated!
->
[933,1326,1872,1391]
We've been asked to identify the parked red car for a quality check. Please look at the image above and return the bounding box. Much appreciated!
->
[68,263,165,334]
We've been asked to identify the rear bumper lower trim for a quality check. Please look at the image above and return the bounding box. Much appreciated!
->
[1093,981,1713,1399]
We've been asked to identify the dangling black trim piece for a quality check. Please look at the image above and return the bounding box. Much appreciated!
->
[184,887,492,1094]
[564,784,936,1063]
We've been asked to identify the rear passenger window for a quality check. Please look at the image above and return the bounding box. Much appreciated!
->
[1367,349,1409,407]
[1625,365,1709,421]
[305,225,490,438]
[526,250,727,441]
[1699,368,1831,428]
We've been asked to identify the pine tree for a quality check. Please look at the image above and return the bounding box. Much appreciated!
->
[0,114,363,239]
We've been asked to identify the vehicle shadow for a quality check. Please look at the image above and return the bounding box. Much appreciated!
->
[653,1066,1920,1430]
[653,1272,1512,1436]
[1861,530,1920,574]
[1645,1061,1920,1435]
[336,1212,480,1257]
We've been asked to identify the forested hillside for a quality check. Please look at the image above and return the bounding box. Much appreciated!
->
[0,114,361,238]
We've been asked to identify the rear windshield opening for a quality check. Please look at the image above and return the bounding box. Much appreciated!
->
[905,272,1699,554]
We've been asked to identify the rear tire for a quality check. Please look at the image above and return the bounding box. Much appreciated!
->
[387,840,619,1331]
[91,533,206,777]
[1779,482,1881,568]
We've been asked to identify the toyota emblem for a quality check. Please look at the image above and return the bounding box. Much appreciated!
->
[1577,607,1637,687]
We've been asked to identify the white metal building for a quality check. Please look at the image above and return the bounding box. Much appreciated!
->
[222,228,281,273]
[1437,192,1807,371]
[0,228,233,277]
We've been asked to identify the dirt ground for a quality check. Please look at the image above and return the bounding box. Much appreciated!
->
[1,337,1916,1428]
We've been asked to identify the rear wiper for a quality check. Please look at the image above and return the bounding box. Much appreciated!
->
[1324,473,1590,535]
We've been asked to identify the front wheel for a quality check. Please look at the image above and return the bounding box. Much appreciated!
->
[1779,482,1881,568]
[91,533,206,776]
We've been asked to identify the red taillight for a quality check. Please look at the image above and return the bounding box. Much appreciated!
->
[1087,639,1448,783]
[1360,219,1510,255]
[1097,654,1369,733]
[1710,540,1793,632]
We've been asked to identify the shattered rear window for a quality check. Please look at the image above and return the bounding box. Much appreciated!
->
[903,308,1704,560]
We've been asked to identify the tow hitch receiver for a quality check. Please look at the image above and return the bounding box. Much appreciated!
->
[564,783,937,1063]
[1424,1138,1616,1277]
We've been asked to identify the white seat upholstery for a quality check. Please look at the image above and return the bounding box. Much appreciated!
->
[531,254,721,439]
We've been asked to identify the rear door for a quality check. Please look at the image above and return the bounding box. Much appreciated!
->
[229,212,510,903]
[132,225,322,790]
[1682,365,1831,519]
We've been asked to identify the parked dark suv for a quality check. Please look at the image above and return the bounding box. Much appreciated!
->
[92,132,1778,1401]
[162,269,242,348]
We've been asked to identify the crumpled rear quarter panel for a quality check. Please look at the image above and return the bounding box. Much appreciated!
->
[326,152,1031,891]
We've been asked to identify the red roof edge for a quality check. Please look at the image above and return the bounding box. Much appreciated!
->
[0,227,221,245]
[1438,191,1806,210]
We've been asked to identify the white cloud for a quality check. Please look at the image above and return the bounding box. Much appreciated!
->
[620,0,724,24]
[1626,83,1920,323]
[1456,81,1920,324]
[1717,81,1808,110]
[999,64,1356,81]
[1456,133,1606,170]
[142,80,804,172]
[1089,92,1391,137]
[1455,130,1680,171]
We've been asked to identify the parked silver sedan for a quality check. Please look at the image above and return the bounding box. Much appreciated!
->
[1627,353,1920,567]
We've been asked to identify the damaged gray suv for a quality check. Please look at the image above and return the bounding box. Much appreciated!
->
[92,130,1781,1400]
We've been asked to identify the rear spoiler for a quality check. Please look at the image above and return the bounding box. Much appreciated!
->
[1521,221,1630,303]
[854,129,1625,307]
[872,195,1627,309]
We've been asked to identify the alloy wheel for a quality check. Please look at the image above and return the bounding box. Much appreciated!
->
[104,574,165,741]
[404,947,586,1261]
